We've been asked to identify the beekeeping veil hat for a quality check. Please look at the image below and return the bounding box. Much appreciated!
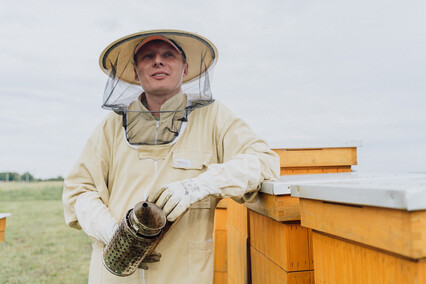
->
[99,29,218,145]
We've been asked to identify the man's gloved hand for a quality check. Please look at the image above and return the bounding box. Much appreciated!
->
[147,172,220,221]
[74,191,119,245]
[138,250,161,270]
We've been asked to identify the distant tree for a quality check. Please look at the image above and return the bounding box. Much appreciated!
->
[46,176,64,181]
[0,172,22,181]
[22,172,35,182]
[0,172,64,182]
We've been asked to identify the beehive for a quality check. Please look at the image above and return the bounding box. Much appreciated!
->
[0,213,11,242]
[249,210,314,283]
[221,142,360,284]
[292,172,426,283]
[272,142,358,175]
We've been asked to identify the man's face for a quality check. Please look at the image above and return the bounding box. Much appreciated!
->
[134,40,188,99]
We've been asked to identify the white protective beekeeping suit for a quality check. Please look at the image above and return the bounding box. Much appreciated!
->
[62,29,280,284]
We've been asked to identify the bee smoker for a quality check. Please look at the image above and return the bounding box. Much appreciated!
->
[102,201,168,277]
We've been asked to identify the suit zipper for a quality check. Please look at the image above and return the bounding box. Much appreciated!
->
[154,120,160,145]
[154,120,159,180]
[142,119,160,284]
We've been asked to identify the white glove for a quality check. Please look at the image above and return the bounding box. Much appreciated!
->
[147,171,220,221]
[74,191,118,245]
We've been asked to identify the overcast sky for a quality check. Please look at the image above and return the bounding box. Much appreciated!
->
[1,0,425,179]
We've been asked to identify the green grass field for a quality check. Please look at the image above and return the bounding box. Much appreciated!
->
[0,181,92,283]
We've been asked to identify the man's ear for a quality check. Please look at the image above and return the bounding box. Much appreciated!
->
[183,63,189,77]
[134,67,139,81]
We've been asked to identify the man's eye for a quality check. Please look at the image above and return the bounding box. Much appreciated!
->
[164,52,175,58]
[142,54,153,60]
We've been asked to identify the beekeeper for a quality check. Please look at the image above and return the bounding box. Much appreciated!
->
[63,29,280,283]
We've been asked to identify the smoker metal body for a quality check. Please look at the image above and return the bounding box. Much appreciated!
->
[102,201,167,277]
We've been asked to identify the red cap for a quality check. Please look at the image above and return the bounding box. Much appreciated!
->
[134,35,183,55]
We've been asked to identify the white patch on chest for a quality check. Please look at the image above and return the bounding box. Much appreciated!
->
[173,158,191,168]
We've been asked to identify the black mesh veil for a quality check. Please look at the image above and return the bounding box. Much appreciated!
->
[99,30,218,145]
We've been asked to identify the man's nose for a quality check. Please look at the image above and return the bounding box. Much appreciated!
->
[153,54,164,66]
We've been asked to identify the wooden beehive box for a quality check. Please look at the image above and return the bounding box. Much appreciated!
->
[0,213,11,242]
[247,177,316,284]
[272,141,359,175]
[292,172,426,283]
[244,142,361,225]
[214,198,231,284]
[224,142,360,284]
[226,199,250,284]
[249,210,314,283]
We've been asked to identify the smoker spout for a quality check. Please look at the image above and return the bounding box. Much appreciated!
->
[131,201,166,237]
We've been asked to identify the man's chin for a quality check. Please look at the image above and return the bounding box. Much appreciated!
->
[145,88,181,99]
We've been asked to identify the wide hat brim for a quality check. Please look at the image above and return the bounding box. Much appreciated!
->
[99,29,218,85]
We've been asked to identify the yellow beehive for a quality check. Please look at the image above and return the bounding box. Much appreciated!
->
[294,172,426,283]
[0,213,11,242]
[218,143,360,284]
[274,145,357,175]
[312,231,426,283]
[249,210,314,283]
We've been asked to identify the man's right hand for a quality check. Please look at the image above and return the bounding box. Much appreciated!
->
[138,250,161,270]
[74,191,118,245]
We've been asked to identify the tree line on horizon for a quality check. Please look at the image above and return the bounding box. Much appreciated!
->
[0,172,64,182]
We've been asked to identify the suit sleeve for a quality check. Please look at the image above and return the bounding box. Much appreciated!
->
[62,113,117,231]
[207,103,280,203]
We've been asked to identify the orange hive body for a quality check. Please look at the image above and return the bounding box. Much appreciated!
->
[213,142,360,284]
[293,172,426,284]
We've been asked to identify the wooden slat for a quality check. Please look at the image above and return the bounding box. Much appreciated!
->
[411,209,426,259]
[0,218,6,242]
[251,246,312,284]
[214,208,228,231]
[249,210,310,272]
[307,228,314,270]
[245,194,301,222]
[227,275,237,284]
[300,199,426,259]
[214,230,228,272]
[0,218,5,231]
[214,272,228,284]
[419,259,426,283]
[217,198,232,209]
[274,148,357,168]
[281,166,352,175]
[226,200,250,283]
[214,208,228,283]
[312,231,426,283]
[310,271,315,284]
[286,223,311,272]
[287,271,313,284]
[228,200,249,237]
[227,225,249,284]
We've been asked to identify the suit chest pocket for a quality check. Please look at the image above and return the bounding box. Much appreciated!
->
[171,150,213,170]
